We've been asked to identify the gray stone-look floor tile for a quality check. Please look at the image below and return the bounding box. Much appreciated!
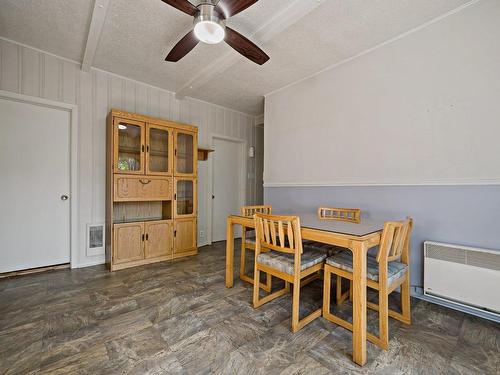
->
[154,310,207,346]
[0,242,498,374]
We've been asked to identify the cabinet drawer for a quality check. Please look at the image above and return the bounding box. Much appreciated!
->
[114,175,172,201]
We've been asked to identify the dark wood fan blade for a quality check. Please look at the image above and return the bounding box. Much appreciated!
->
[224,27,269,65]
[215,0,258,18]
[161,0,198,16]
[165,30,199,62]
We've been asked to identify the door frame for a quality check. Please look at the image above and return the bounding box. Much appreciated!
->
[208,134,247,244]
[0,90,79,269]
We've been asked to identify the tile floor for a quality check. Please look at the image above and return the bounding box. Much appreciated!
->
[0,240,498,374]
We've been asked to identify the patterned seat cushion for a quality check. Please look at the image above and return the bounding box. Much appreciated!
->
[302,240,345,256]
[325,252,407,285]
[257,247,327,275]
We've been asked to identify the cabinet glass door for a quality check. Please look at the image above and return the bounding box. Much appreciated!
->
[147,125,171,175]
[175,131,195,175]
[115,119,144,174]
[175,179,195,217]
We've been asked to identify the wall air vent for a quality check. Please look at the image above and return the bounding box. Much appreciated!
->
[86,223,105,257]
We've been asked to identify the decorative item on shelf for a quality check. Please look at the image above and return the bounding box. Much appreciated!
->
[118,158,129,171]
[118,157,140,171]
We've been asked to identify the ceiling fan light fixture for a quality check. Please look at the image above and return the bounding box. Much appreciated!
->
[193,4,225,45]
[194,20,225,44]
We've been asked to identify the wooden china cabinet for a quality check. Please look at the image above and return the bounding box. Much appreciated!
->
[106,109,198,271]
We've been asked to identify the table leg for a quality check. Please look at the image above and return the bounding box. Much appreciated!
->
[352,241,367,366]
[225,217,235,288]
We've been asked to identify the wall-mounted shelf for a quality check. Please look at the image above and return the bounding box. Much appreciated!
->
[198,146,214,161]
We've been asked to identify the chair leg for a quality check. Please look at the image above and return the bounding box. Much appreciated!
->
[401,274,411,325]
[253,266,289,309]
[252,265,260,308]
[291,280,301,333]
[240,244,272,293]
[239,241,246,280]
[323,268,331,317]
[265,272,272,292]
[378,289,389,350]
[336,275,342,303]
[336,276,350,305]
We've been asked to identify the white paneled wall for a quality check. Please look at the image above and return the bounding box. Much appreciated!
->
[0,38,260,267]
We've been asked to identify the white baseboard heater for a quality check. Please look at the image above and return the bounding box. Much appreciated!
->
[424,241,500,315]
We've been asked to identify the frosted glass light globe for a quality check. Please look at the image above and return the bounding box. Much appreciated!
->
[194,20,225,44]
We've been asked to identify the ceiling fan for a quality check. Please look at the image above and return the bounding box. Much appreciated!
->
[162,0,269,65]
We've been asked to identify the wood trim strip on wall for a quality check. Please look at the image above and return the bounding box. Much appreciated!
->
[264,179,500,188]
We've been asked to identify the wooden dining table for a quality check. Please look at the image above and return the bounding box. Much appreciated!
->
[225,212,385,366]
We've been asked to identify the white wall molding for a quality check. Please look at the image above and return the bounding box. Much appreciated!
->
[264,179,500,188]
[0,36,82,66]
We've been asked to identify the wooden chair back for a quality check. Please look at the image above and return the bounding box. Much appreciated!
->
[318,207,361,223]
[376,218,413,264]
[241,205,272,217]
[254,213,302,255]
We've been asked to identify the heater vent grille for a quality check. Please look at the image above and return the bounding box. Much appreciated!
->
[426,242,500,271]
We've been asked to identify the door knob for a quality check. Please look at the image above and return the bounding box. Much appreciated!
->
[61,195,69,201]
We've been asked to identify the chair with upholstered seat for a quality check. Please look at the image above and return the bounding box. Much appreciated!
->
[302,207,361,303]
[253,213,327,332]
[240,205,273,291]
[322,218,413,350]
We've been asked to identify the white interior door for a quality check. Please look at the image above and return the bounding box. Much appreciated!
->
[212,137,243,242]
[0,97,71,273]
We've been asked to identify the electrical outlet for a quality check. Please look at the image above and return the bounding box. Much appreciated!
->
[199,230,205,238]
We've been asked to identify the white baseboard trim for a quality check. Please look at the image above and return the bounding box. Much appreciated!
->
[71,258,105,269]
[413,290,500,323]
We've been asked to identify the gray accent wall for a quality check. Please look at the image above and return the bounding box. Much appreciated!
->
[265,185,500,288]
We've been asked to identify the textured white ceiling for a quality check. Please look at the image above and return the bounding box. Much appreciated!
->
[0,0,93,61]
[0,0,470,115]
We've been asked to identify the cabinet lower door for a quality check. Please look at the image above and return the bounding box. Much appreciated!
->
[113,222,144,264]
[174,218,197,256]
[145,220,173,259]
